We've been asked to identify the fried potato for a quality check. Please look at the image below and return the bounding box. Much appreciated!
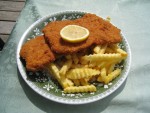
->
[64,85,96,93]
[82,53,122,62]
[59,59,72,77]
[66,68,100,79]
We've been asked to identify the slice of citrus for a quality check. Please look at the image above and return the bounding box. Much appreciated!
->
[60,25,89,43]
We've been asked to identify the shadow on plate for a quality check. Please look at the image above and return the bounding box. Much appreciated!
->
[17,69,126,113]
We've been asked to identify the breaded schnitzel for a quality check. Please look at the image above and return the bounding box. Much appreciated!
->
[76,14,121,45]
[43,20,95,54]
[20,36,55,71]
[43,13,121,54]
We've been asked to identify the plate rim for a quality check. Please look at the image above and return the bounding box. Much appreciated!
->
[16,10,132,105]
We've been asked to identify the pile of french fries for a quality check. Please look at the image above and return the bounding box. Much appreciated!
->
[48,44,127,93]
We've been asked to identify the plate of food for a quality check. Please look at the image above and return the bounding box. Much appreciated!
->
[16,11,131,104]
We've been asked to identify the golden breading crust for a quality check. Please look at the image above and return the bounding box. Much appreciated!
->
[76,14,122,45]
[20,36,55,71]
[42,13,121,54]
[43,20,95,54]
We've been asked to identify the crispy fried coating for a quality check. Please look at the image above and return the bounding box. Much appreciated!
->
[20,36,55,71]
[43,13,121,54]
[43,20,95,54]
[76,14,122,45]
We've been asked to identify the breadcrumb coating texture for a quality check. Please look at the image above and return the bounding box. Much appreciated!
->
[20,36,55,71]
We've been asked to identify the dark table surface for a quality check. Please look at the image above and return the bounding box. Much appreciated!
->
[0,0,25,43]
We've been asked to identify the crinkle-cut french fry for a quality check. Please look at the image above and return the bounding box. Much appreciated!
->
[97,61,107,68]
[97,68,106,82]
[105,62,114,72]
[66,68,100,79]
[49,63,60,80]
[104,68,121,84]
[116,48,127,57]
[64,85,96,93]
[109,68,121,79]
[89,61,109,69]
[49,63,65,86]
[82,53,122,62]
[59,59,72,77]
[61,79,70,88]
[48,63,73,88]
[72,54,79,64]
[89,61,103,66]
[73,79,80,86]
[97,76,103,82]
[99,44,107,54]
[90,58,120,70]
[93,45,101,54]
[80,78,89,86]
[101,68,107,77]
[107,64,115,74]
[66,79,74,86]
[60,78,74,88]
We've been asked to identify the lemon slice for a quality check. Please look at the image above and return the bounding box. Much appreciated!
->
[60,25,89,43]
